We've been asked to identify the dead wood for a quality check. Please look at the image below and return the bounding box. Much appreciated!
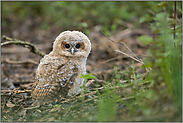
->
[2,59,39,65]
[1,35,46,57]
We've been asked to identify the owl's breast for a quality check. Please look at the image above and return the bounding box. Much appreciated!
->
[66,59,86,96]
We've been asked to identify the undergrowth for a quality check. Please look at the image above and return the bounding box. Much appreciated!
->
[91,1,182,121]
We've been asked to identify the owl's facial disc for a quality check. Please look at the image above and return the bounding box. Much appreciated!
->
[61,41,84,55]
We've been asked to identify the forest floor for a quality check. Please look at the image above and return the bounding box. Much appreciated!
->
[1,18,181,122]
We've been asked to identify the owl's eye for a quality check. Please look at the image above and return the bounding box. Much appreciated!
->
[65,44,70,48]
[75,43,80,49]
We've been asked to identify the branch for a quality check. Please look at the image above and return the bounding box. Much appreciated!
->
[2,58,39,65]
[1,35,46,57]
[115,50,144,65]
[97,26,144,64]
[1,89,32,94]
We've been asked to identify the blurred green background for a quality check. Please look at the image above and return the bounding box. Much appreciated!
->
[2,1,180,41]
[1,1,164,36]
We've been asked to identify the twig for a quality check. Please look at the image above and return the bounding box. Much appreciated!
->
[85,79,95,88]
[116,96,135,103]
[99,56,123,65]
[115,50,144,65]
[85,78,107,88]
[60,91,97,104]
[95,78,107,84]
[24,105,40,110]
[98,26,143,63]
[166,2,174,12]
[1,89,32,94]
[2,59,39,65]
[1,35,46,57]
[115,50,152,71]
[94,80,151,91]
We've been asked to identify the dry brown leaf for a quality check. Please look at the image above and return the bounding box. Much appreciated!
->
[6,101,15,108]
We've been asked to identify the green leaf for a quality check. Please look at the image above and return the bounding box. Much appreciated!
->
[54,104,61,108]
[154,12,168,22]
[137,35,153,45]
[80,73,96,79]
[81,22,88,28]
[156,2,168,8]
[139,14,153,23]
[136,74,145,79]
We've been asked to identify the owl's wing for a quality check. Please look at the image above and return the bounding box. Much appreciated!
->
[32,57,77,103]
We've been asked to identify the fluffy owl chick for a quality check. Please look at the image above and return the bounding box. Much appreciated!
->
[31,31,91,104]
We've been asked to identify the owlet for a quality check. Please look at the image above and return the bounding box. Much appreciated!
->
[31,31,91,104]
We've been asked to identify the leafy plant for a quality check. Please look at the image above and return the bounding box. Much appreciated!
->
[80,73,96,100]
[80,73,97,88]
[137,1,182,119]
[97,1,182,121]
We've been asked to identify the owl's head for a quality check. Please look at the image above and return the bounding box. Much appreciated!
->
[52,31,91,58]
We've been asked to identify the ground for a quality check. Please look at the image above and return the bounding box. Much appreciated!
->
[1,17,181,121]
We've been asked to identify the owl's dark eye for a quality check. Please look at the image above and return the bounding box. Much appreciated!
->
[75,43,80,49]
[65,44,70,48]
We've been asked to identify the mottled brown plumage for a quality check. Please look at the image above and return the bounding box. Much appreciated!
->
[31,31,91,104]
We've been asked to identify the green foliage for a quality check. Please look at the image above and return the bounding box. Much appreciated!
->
[132,60,137,81]
[137,35,153,45]
[138,1,182,114]
[80,73,96,100]
[96,1,182,121]
[139,1,182,24]
[97,87,117,121]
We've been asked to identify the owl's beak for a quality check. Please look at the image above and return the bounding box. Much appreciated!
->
[71,48,75,55]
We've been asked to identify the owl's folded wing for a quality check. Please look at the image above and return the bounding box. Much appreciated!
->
[31,59,77,103]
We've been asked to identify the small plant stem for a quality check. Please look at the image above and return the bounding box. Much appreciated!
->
[132,60,136,81]
[174,1,176,39]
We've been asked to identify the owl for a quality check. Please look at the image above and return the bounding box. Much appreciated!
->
[31,31,91,104]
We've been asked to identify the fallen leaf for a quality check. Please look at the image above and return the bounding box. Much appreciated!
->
[6,101,15,108]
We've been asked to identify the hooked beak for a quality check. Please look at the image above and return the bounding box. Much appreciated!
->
[71,48,75,55]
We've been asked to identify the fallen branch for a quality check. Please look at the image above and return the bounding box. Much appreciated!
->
[1,89,32,94]
[2,59,39,65]
[1,35,46,57]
